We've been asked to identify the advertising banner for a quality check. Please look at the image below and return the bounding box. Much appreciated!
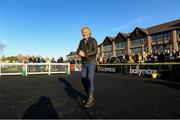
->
[96,63,180,82]
[70,64,82,71]
[75,64,81,71]
[70,64,75,71]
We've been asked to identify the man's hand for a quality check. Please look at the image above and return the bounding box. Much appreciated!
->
[79,50,85,57]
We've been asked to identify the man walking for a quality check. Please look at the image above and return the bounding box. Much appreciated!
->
[77,26,98,108]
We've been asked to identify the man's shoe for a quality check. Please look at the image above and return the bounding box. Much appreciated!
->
[85,100,94,108]
[85,92,94,108]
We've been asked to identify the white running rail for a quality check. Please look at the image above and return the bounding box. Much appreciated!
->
[0,63,70,76]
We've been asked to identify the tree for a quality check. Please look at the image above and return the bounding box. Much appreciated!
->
[0,43,6,62]
[0,43,6,53]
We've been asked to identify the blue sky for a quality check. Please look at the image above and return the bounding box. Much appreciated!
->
[0,0,180,60]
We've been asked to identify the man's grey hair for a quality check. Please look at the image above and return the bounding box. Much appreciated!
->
[81,26,91,35]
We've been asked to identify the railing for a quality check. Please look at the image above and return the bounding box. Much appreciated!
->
[0,63,70,76]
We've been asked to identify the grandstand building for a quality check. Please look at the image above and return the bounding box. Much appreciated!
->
[98,19,180,58]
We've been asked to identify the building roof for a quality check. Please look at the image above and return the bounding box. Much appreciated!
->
[147,19,180,35]
[117,32,128,39]
[137,27,148,34]
[67,52,77,56]
[106,36,115,41]
[102,36,115,46]
[97,19,180,47]
[117,19,180,37]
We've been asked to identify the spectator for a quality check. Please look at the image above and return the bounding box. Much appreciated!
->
[51,58,56,63]
[57,57,63,63]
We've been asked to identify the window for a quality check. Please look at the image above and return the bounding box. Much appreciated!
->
[131,39,141,46]
[104,52,112,57]
[152,35,157,43]
[116,50,127,56]
[152,46,157,52]
[155,32,171,42]
[164,44,171,51]
[142,38,147,45]
[116,42,126,49]
[157,34,163,42]
[152,44,168,52]
[159,45,164,52]
[131,47,142,54]
[164,32,171,42]
[103,45,112,52]
[131,38,143,46]
[116,51,122,56]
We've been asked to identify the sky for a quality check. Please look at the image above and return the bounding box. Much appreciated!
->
[0,0,180,60]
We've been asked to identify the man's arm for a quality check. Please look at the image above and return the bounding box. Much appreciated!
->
[77,40,85,57]
[85,39,98,57]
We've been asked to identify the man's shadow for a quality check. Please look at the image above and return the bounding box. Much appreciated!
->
[22,96,59,119]
[59,77,93,118]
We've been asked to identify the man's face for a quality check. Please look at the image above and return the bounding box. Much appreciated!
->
[82,28,90,40]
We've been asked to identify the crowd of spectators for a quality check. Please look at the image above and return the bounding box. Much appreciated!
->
[13,50,179,64]
[16,56,64,63]
[69,59,81,64]
[97,50,180,64]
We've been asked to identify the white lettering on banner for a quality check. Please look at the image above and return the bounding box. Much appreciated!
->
[129,65,157,76]
[97,66,116,72]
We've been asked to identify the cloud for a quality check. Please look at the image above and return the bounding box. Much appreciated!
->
[112,16,146,32]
